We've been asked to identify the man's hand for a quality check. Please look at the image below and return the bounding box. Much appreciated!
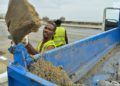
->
[8,46,16,54]
[32,54,41,62]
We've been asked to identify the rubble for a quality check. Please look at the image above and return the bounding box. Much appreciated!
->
[29,58,74,86]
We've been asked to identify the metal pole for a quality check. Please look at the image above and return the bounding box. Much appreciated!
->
[119,10,120,28]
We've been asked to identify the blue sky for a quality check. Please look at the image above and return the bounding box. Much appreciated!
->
[0,0,119,22]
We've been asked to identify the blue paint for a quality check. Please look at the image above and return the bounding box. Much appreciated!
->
[8,43,33,67]
[8,65,57,86]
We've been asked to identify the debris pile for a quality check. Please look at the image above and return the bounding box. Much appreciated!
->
[5,0,41,44]
[29,58,74,86]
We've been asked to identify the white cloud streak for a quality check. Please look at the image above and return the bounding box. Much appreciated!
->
[0,0,119,22]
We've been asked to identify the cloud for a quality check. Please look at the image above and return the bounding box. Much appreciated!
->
[113,1,120,8]
[0,0,119,22]
[0,0,9,13]
[30,0,116,21]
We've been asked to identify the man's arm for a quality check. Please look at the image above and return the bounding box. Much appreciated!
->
[46,45,55,51]
[25,43,39,55]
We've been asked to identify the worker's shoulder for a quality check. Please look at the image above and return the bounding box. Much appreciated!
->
[57,26,65,30]
[45,40,55,46]
[45,40,56,48]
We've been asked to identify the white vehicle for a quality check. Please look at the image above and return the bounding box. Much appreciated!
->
[102,7,120,31]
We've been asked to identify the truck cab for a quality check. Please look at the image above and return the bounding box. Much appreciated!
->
[102,7,120,31]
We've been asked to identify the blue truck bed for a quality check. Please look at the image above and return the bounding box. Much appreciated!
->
[8,27,120,86]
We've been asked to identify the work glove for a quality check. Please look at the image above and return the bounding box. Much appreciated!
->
[8,45,16,54]
[21,35,29,46]
[32,54,42,62]
[28,54,41,71]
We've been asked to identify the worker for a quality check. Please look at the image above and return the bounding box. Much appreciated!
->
[9,21,56,58]
[54,19,68,47]
[36,22,56,53]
